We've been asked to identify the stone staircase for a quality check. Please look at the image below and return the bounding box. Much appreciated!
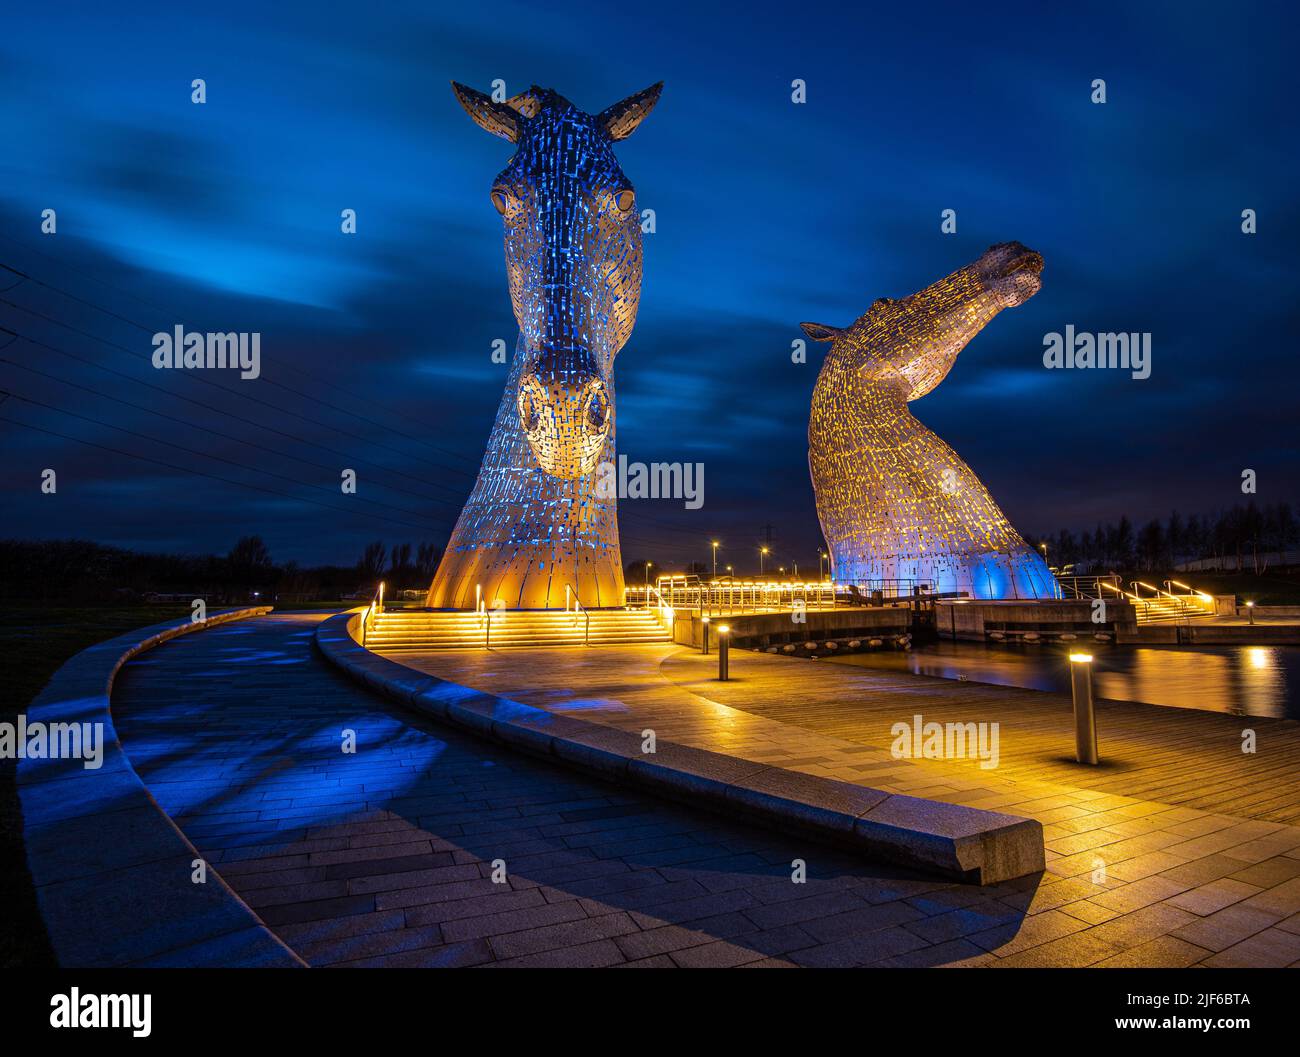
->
[364,608,671,651]
[1129,593,1216,624]
[1057,575,1216,625]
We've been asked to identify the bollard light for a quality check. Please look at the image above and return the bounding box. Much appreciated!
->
[1246,600,1255,625]
[717,624,730,680]
[1069,653,1098,765]
[701,614,711,655]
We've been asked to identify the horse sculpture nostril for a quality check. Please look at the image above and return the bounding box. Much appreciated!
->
[584,383,609,431]
[517,377,544,434]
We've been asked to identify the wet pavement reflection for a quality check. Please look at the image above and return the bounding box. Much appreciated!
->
[827,642,1300,719]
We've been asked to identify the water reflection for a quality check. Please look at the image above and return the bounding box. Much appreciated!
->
[827,642,1300,719]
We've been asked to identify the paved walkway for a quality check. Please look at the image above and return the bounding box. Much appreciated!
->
[385,641,1300,967]
[111,613,1053,968]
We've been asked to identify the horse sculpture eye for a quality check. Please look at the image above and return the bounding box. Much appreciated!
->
[614,189,635,214]
[491,189,510,215]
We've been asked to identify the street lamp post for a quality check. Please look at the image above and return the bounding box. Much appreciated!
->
[760,546,768,576]
[645,561,652,592]
[711,541,719,579]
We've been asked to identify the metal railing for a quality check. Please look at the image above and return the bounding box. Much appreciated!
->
[1055,574,1123,601]
[1165,579,1216,613]
[563,582,590,645]
[1057,574,1215,623]
[640,574,931,616]
[360,580,385,647]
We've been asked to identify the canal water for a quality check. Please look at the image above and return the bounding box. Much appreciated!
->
[826,641,1300,719]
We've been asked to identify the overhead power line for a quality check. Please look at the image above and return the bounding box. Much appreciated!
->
[0,355,462,510]
[0,251,479,468]
[0,409,444,534]
[3,388,445,523]
[0,294,476,482]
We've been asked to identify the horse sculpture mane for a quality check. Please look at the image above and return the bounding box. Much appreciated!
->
[428,81,662,610]
[803,242,1057,600]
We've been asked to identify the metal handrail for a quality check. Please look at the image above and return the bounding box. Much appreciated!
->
[644,582,674,629]
[560,582,589,645]
[360,580,385,647]
[1165,579,1215,605]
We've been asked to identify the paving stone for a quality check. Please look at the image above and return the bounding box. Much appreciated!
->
[1092,935,1211,968]
[1171,904,1282,952]
[487,912,640,960]
[1083,904,1198,950]
[987,931,1122,968]
[969,908,1089,956]
[788,926,930,968]
[1167,878,1263,916]
[1240,876,1300,917]
[1202,928,1300,968]
[1058,900,1121,925]
[489,938,627,968]
[438,899,587,943]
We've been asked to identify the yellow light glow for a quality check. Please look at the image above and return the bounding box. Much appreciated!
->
[1068,653,1093,663]
[718,624,730,634]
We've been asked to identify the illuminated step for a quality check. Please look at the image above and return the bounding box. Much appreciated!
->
[365,608,670,649]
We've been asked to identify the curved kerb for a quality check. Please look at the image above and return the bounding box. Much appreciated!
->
[17,606,305,968]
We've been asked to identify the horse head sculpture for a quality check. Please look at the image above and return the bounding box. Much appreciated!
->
[427,83,662,610]
[802,242,1056,600]
[452,81,660,478]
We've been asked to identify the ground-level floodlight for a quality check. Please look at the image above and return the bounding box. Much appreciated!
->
[717,624,730,680]
[701,614,710,655]
[1247,600,1255,625]
[1069,653,1098,765]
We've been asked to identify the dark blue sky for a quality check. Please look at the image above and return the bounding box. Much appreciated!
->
[2,1,1296,573]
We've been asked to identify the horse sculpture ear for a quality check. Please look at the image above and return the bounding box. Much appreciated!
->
[504,88,545,119]
[451,81,524,142]
[598,82,664,141]
[800,322,841,343]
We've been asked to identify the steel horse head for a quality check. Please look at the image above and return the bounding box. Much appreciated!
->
[452,81,662,478]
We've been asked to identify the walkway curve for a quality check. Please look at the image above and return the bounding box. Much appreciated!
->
[108,612,1056,968]
[17,607,302,968]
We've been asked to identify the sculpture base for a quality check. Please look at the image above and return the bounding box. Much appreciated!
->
[837,546,1057,601]
[427,545,624,611]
